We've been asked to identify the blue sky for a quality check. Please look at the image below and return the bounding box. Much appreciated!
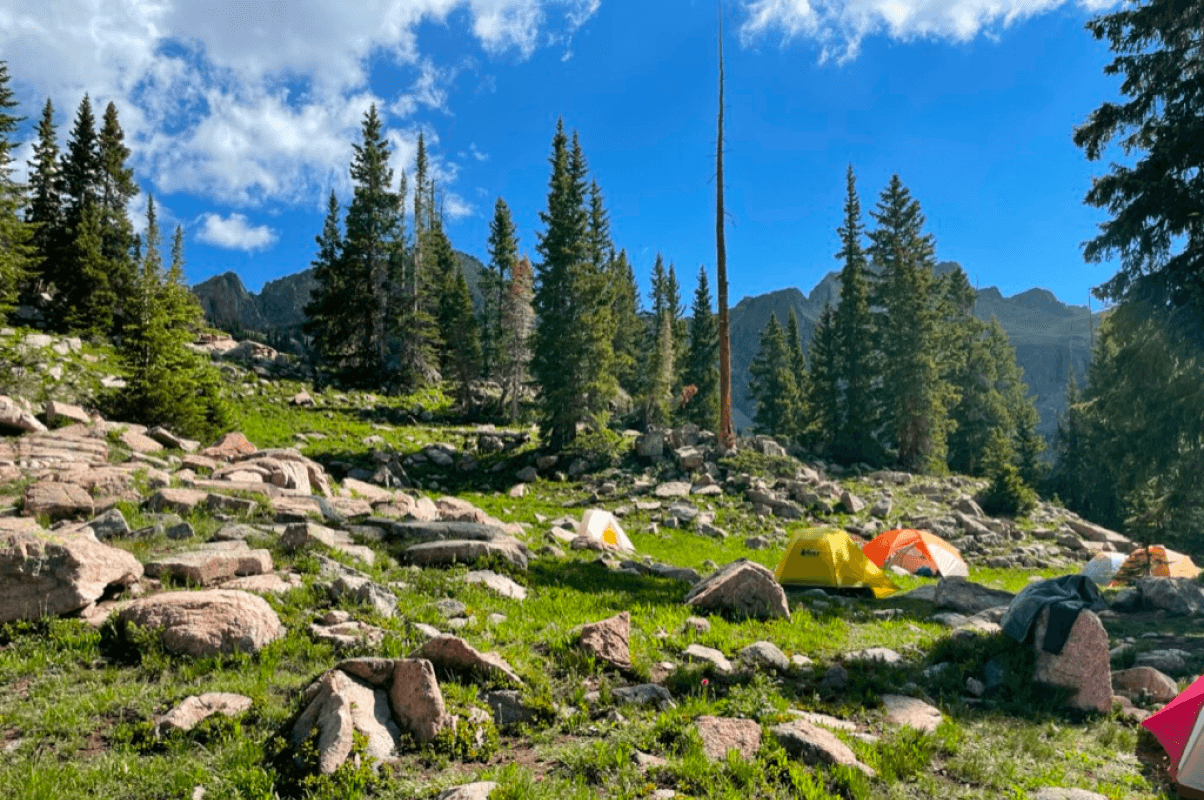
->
[6,0,1127,310]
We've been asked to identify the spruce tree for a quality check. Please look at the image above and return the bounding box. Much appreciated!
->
[499,254,535,421]
[54,94,103,330]
[483,197,518,380]
[25,98,61,294]
[0,62,33,313]
[608,248,642,398]
[303,190,349,376]
[59,201,116,338]
[748,313,799,437]
[681,265,719,431]
[946,317,1006,476]
[397,151,441,388]
[444,266,481,410]
[832,164,878,464]
[784,309,809,440]
[530,120,615,449]
[806,302,840,453]
[116,197,230,439]
[868,175,953,473]
[96,102,138,312]
[668,261,688,389]
[644,254,673,426]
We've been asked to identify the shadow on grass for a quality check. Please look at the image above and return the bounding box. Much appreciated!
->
[525,560,689,610]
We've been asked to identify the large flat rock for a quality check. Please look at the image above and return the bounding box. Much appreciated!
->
[404,539,528,571]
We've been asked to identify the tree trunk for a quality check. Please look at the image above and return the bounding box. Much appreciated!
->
[716,0,735,450]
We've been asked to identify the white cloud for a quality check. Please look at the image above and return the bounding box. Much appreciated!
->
[738,0,1119,63]
[3,0,600,213]
[469,142,488,161]
[195,212,279,251]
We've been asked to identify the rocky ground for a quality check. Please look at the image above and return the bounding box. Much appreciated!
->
[0,327,1197,800]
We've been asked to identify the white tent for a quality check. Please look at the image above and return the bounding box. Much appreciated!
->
[1081,551,1127,586]
[576,509,635,553]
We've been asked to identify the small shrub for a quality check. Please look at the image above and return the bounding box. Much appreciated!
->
[560,427,632,470]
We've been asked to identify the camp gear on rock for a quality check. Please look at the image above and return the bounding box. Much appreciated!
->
[1111,545,1200,586]
[576,509,635,553]
[774,527,899,598]
[1143,675,1204,796]
[1000,574,1108,655]
[861,529,969,578]
[1081,551,1127,586]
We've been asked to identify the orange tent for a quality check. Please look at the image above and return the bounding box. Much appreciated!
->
[862,529,969,578]
[1110,545,1200,586]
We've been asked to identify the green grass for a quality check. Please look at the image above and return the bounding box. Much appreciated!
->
[0,381,1179,800]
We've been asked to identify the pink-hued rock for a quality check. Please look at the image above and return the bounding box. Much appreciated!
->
[155,692,253,735]
[436,496,491,524]
[1112,666,1179,703]
[579,611,632,670]
[202,432,258,461]
[291,669,399,774]
[119,430,165,454]
[221,573,298,594]
[341,478,395,504]
[695,716,762,761]
[770,719,877,778]
[144,541,273,586]
[0,395,46,433]
[410,634,523,686]
[117,589,284,657]
[22,481,94,520]
[390,658,454,743]
[1032,608,1113,714]
[0,529,143,623]
[146,488,209,514]
[684,559,790,620]
[45,401,91,427]
[880,694,943,733]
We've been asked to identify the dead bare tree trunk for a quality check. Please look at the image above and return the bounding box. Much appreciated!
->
[716,0,735,450]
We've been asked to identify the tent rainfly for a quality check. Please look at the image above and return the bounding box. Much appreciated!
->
[576,509,635,553]
[861,529,968,578]
[774,527,899,598]
[1143,675,1204,799]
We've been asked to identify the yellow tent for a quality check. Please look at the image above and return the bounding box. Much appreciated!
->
[774,527,900,599]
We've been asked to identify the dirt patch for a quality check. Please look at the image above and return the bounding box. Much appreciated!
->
[1136,727,1176,798]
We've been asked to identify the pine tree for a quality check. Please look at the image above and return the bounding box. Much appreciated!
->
[397,149,441,388]
[644,254,673,426]
[443,265,481,410]
[608,247,642,398]
[303,190,349,376]
[115,197,230,440]
[341,104,400,385]
[530,121,615,449]
[785,309,808,439]
[946,317,1005,476]
[806,302,840,452]
[429,220,464,377]
[96,102,139,330]
[0,62,33,313]
[58,201,116,338]
[748,313,799,437]
[832,164,878,464]
[499,254,535,421]
[483,197,518,380]
[54,94,104,330]
[25,97,61,294]
[667,261,688,389]
[868,175,953,473]
[681,265,719,431]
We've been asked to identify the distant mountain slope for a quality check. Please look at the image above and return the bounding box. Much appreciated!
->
[194,255,1099,444]
[192,251,488,343]
[728,261,1102,442]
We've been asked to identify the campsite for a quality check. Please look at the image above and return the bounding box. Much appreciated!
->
[2,360,1203,799]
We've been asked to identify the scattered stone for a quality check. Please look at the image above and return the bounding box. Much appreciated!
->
[579,611,632,670]
[391,658,454,743]
[463,570,527,601]
[484,690,536,726]
[1031,790,1109,800]
[1112,666,1179,703]
[1136,577,1204,616]
[695,716,761,762]
[405,539,528,571]
[87,508,130,539]
[934,577,1015,614]
[1032,608,1112,713]
[0,395,47,433]
[613,684,676,709]
[410,634,523,686]
[771,720,876,778]
[155,693,253,736]
[653,481,691,499]
[202,432,258,461]
[281,522,376,566]
[844,647,904,666]
[22,482,94,520]
[839,490,865,514]
[684,559,790,620]
[117,589,284,657]
[1134,648,1190,674]
[685,616,711,633]
[0,529,143,623]
[146,488,208,515]
[683,643,733,673]
[290,669,398,775]
[144,541,273,586]
[435,783,499,800]
[880,694,943,733]
[739,641,790,671]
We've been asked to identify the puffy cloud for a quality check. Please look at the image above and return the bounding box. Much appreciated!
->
[3,0,600,212]
[738,0,1118,63]
[195,212,279,251]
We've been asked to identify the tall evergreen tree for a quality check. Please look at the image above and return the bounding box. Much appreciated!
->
[0,62,32,312]
[667,261,688,389]
[303,190,349,375]
[25,98,61,294]
[681,265,719,431]
[116,197,230,440]
[832,164,878,464]
[748,313,799,437]
[530,121,615,449]
[806,302,840,452]
[608,248,642,398]
[54,94,104,330]
[785,309,809,439]
[868,175,954,473]
[644,254,673,426]
[96,101,139,319]
[483,197,518,380]
[499,254,535,422]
